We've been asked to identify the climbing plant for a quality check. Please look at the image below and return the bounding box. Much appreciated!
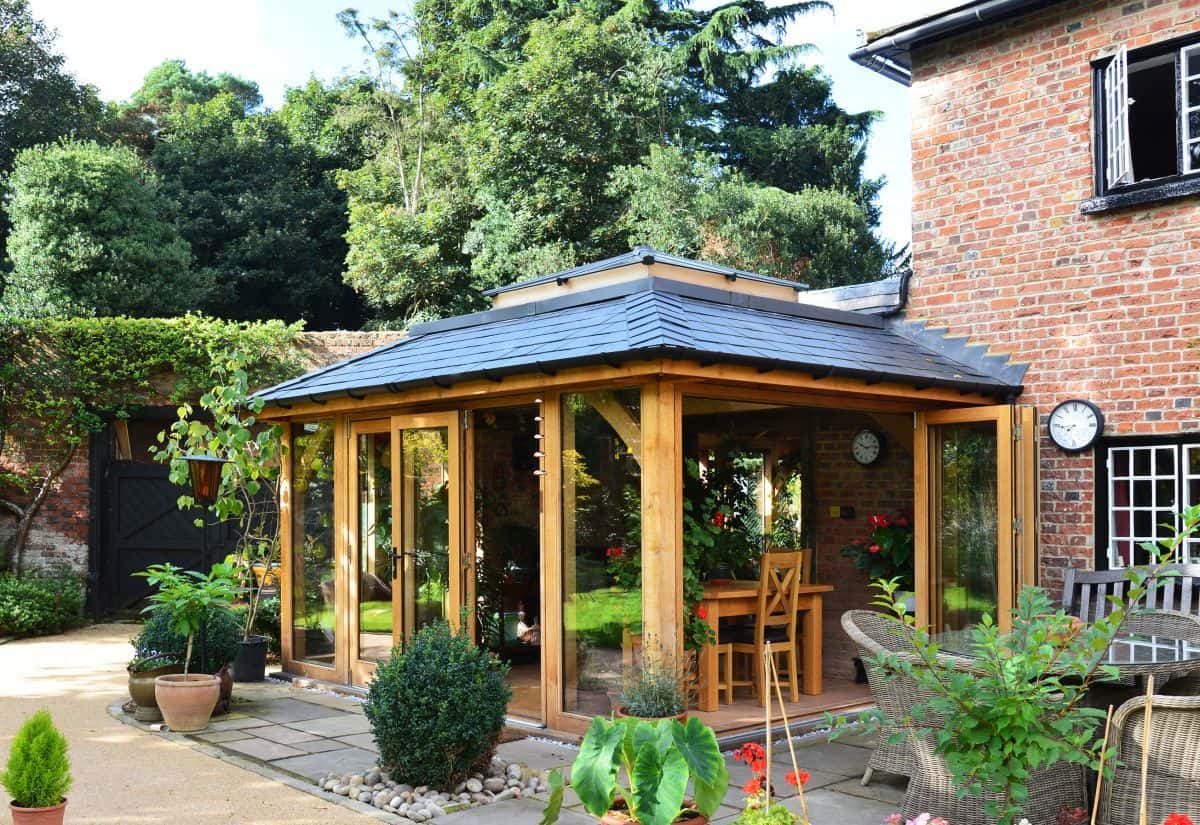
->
[0,315,302,573]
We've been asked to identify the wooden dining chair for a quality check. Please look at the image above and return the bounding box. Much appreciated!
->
[724,550,804,705]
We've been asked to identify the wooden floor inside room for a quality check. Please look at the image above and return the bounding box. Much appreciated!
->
[506,661,542,722]
[693,677,871,735]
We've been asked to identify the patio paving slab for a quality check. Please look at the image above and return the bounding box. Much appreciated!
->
[288,713,375,737]
[270,746,380,781]
[205,715,274,731]
[827,774,908,806]
[238,697,343,724]
[336,732,380,751]
[784,787,899,824]
[773,739,877,776]
[221,736,309,761]
[194,729,255,743]
[254,724,326,745]
[495,737,578,771]
[292,737,357,754]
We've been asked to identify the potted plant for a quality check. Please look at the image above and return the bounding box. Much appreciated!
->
[615,640,693,722]
[134,562,237,732]
[542,715,728,825]
[153,350,286,683]
[2,709,71,825]
[126,652,184,722]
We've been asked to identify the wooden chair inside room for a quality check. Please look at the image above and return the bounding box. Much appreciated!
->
[724,550,806,705]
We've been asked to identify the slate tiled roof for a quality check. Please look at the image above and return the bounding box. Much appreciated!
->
[256,276,1021,405]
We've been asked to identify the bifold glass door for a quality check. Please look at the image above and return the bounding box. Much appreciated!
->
[350,413,463,685]
[916,406,1037,632]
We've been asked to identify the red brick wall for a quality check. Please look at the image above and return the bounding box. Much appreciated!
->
[0,331,403,578]
[905,0,1200,593]
[812,413,913,681]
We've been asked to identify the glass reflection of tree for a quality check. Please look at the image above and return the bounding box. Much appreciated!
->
[405,430,450,628]
[939,426,998,627]
[292,422,335,641]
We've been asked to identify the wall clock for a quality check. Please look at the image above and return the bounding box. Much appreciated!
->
[852,428,885,466]
[1048,399,1104,452]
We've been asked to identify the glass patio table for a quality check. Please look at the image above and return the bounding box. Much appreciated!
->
[933,629,1200,681]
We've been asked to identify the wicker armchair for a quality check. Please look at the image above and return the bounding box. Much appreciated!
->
[1124,609,1200,695]
[1097,694,1200,824]
[841,610,925,785]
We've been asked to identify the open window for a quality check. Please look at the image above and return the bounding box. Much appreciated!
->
[1089,37,1200,210]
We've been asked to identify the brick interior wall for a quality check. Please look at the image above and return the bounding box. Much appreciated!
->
[906,0,1200,594]
[811,412,913,682]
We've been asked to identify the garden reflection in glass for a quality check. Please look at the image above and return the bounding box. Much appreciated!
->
[356,431,393,662]
[400,428,451,635]
[561,390,642,715]
[290,420,336,665]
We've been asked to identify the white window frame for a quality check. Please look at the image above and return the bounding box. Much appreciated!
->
[1181,44,1200,173]
[1106,443,1179,568]
[1104,44,1134,188]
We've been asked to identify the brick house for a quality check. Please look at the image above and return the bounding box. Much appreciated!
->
[850,0,1200,594]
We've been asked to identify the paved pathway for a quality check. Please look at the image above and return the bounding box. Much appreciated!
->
[1,622,905,825]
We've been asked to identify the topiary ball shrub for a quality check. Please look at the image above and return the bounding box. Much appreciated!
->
[133,607,241,673]
[364,620,511,788]
[1,709,71,809]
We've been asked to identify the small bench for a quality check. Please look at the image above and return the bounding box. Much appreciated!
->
[1063,563,1200,622]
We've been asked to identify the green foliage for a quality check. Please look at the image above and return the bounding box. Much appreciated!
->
[543,715,729,825]
[152,350,286,641]
[0,569,84,637]
[841,503,1200,825]
[133,563,238,676]
[840,512,914,592]
[364,619,511,787]
[1,709,71,809]
[618,641,692,718]
[132,605,242,674]
[253,596,281,655]
[130,58,261,116]
[3,140,199,317]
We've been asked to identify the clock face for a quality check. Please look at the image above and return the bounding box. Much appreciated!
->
[852,429,883,465]
[1048,400,1104,452]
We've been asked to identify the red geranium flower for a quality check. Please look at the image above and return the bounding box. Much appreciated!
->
[894,516,909,527]
[785,769,809,787]
[712,512,726,527]
[696,606,707,620]
[868,544,881,554]
[742,777,763,795]
[606,546,625,558]
[1164,814,1194,825]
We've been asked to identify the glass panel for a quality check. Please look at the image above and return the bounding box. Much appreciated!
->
[1187,47,1200,79]
[933,421,999,630]
[356,432,393,662]
[1189,79,1200,109]
[291,420,336,666]
[562,390,642,716]
[401,428,451,635]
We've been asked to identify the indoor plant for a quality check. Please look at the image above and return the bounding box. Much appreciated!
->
[153,350,285,682]
[134,561,237,732]
[542,715,729,825]
[2,709,71,825]
[615,640,693,721]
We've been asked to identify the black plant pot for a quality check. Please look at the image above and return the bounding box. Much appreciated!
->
[852,656,868,685]
[232,635,268,682]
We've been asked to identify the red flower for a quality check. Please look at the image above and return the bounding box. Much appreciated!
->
[1165,815,1195,825]
[868,544,881,554]
[868,514,890,528]
[712,512,726,527]
[742,777,763,796]
[785,770,809,787]
[894,516,909,527]
[696,606,708,620]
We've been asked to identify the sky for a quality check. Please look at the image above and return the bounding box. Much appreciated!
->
[28,0,947,249]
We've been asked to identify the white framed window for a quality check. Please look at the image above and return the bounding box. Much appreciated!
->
[1104,440,1200,568]
[1104,44,1133,187]
[1181,44,1200,173]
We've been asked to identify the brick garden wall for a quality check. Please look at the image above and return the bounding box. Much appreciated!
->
[905,0,1200,594]
[0,330,403,578]
[811,412,913,682]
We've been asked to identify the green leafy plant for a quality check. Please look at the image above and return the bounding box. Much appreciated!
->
[840,511,914,592]
[1,709,71,809]
[618,639,693,718]
[133,562,237,676]
[131,606,241,674]
[838,503,1200,825]
[153,349,286,643]
[364,617,510,788]
[542,715,729,825]
[0,569,84,637]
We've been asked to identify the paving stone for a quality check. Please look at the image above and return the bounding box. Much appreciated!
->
[270,746,377,782]
[287,713,373,737]
[782,787,900,825]
[235,698,342,724]
[218,736,307,761]
[290,691,365,713]
[251,724,324,745]
[827,774,908,807]
[441,796,593,824]
[291,738,351,754]
[193,729,253,743]
[495,738,577,771]
[773,740,869,777]
[335,732,379,752]
[204,716,272,732]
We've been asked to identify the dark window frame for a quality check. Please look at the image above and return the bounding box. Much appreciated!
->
[1083,32,1200,214]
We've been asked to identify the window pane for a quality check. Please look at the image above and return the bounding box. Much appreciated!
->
[402,428,451,632]
[356,432,393,663]
[562,390,642,715]
[1187,47,1200,78]
[291,420,336,667]
[1189,79,1200,108]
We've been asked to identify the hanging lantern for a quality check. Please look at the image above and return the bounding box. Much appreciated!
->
[183,454,227,505]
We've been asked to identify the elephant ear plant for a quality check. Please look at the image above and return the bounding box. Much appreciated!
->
[134,562,238,675]
[542,715,729,825]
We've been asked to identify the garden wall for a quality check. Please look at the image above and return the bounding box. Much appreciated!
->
[0,330,403,580]
[811,412,913,683]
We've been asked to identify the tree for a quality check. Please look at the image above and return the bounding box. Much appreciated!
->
[2,140,202,317]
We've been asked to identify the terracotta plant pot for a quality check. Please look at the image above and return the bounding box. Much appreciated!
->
[128,662,184,722]
[599,798,708,825]
[614,706,689,724]
[9,799,66,825]
[155,673,220,732]
[212,664,233,716]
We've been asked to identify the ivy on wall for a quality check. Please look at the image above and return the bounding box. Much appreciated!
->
[0,314,304,574]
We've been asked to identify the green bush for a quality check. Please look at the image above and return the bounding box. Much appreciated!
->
[255,596,281,655]
[364,620,511,788]
[1,709,71,809]
[0,571,85,637]
[132,608,241,673]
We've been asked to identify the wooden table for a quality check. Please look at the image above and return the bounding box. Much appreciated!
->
[696,581,834,712]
